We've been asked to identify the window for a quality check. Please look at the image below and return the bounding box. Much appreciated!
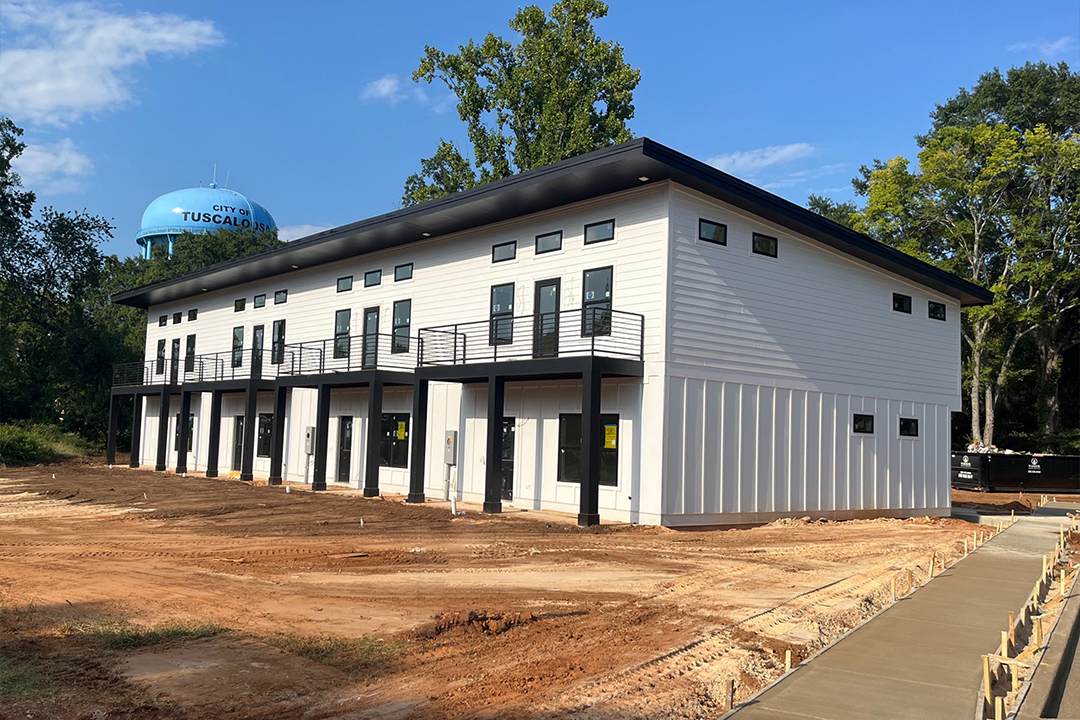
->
[334,309,351,359]
[274,290,288,304]
[584,219,615,245]
[172,312,182,324]
[893,293,912,314]
[257,413,273,457]
[536,231,562,254]
[392,299,411,354]
[337,276,353,292]
[232,326,244,368]
[490,283,514,345]
[492,240,516,263]
[582,266,612,337]
[254,293,266,308]
[928,301,946,321]
[271,319,286,365]
[394,263,413,281]
[234,298,245,312]
[699,218,727,245]
[752,232,778,257]
[173,413,194,452]
[155,339,166,375]
[364,270,381,287]
[158,315,167,327]
[379,413,410,468]
[899,417,919,438]
[184,334,196,373]
[187,309,198,322]
[557,413,619,486]
[853,413,875,434]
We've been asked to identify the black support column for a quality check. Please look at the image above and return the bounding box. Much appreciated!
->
[205,389,223,478]
[267,385,288,486]
[106,394,120,466]
[483,374,506,514]
[312,384,331,491]
[406,377,429,503]
[240,384,258,482]
[578,361,602,527]
[364,378,383,497]
[175,390,192,474]
[155,392,171,472]
[128,394,142,468]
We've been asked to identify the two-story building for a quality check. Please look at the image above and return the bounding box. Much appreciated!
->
[106,138,991,527]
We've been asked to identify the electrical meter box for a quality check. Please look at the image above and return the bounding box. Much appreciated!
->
[444,431,457,466]
[304,427,316,455]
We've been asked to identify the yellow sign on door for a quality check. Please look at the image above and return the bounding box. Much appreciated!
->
[604,424,617,449]
[397,421,407,440]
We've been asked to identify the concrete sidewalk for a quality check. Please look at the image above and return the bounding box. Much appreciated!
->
[729,504,1078,720]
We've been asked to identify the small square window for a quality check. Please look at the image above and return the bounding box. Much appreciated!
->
[699,219,727,245]
[253,293,266,308]
[274,290,288,304]
[337,276,353,292]
[187,309,198,322]
[853,413,875,434]
[899,417,919,437]
[584,219,615,245]
[394,263,413,281]
[492,240,516,263]
[752,233,778,257]
[893,293,912,314]
[158,315,168,327]
[928,301,946,321]
[536,231,562,254]
[234,298,245,312]
[364,270,381,287]
[172,312,182,324]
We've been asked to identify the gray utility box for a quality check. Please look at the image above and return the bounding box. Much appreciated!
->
[444,431,457,466]
[304,427,316,455]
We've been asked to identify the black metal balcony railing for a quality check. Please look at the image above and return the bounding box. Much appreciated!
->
[111,349,279,387]
[277,332,418,376]
[417,307,644,366]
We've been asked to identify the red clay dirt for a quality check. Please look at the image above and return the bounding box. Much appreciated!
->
[1,458,979,719]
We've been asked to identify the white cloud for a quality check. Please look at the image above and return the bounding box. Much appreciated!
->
[1007,36,1078,58]
[0,0,223,126]
[12,137,93,194]
[762,162,847,190]
[361,73,455,114]
[707,143,817,176]
[278,224,333,242]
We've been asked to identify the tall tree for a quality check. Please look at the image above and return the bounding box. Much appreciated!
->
[806,194,858,229]
[403,0,640,205]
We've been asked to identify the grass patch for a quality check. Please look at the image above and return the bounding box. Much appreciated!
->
[264,634,403,676]
[0,423,96,465]
[59,617,226,649]
[0,653,52,701]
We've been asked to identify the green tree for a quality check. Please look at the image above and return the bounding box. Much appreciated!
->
[403,0,640,205]
[806,194,858,229]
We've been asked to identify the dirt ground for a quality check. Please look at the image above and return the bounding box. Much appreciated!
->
[951,488,1080,514]
[1,459,979,720]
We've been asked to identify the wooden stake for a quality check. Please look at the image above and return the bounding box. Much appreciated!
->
[964,538,969,556]
[995,695,1004,720]
[1001,630,1010,658]
[1061,569,1067,599]
[891,576,896,603]
[928,551,935,578]
[785,649,792,672]
[983,655,993,714]
[1035,616,1043,646]
[1008,612,1015,646]
[728,678,736,710]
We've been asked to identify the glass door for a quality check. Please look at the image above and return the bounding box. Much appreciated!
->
[362,307,379,369]
[232,415,244,472]
[533,278,560,358]
[500,418,515,501]
[337,416,353,483]
[169,338,180,384]
[251,325,264,376]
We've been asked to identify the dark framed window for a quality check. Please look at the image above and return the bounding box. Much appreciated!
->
[536,230,563,254]
[232,326,244,368]
[234,298,245,312]
[334,309,351,359]
[274,290,287,304]
[853,413,875,434]
[394,263,413,281]
[582,266,612,337]
[158,315,167,327]
[899,417,919,437]
[173,413,194,452]
[699,218,727,245]
[557,413,619,486]
[337,276,353,292]
[893,293,912,314]
[752,233,778,257]
[379,413,410,468]
[253,293,266,308]
[364,270,381,287]
[271,319,286,365]
[155,339,166,375]
[392,299,411,354]
[489,283,514,345]
[172,312,182,324]
[928,301,946,321]
[257,413,273,457]
[187,309,198,322]
[584,219,615,245]
[184,334,196,373]
[492,240,516,263]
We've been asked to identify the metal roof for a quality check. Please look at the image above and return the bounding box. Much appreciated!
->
[112,138,993,308]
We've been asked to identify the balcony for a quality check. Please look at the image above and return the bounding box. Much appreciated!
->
[277,332,418,376]
[112,349,281,387]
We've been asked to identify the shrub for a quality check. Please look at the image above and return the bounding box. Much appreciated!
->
[0,424,95,466]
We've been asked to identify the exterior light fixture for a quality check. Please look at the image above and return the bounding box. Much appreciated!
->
[639,176,649,182]
[422,232,431,237]
[291,265,299,269]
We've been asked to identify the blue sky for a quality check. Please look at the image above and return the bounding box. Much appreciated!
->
[1,0,1076,256]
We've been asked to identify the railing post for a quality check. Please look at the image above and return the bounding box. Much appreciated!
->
[639,315,645,360]
[591,308,596,355]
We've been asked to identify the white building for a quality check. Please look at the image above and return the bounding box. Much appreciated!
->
[107,139,991,527]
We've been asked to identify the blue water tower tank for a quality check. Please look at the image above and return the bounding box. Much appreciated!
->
[136,184,276,259]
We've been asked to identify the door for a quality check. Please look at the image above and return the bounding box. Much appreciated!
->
[362,307,380,369]
[533,278,560,358]
[251,325,264,376]
[500,417,515,501]
[337,416,353,483]
[231,415,244,471]
[170,338,180,383]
